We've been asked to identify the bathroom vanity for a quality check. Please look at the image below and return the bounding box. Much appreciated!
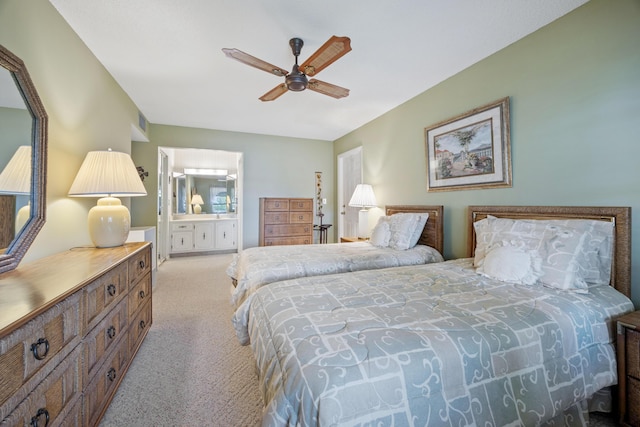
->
[169,215,237,256]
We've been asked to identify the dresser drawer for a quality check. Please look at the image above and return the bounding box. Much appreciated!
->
[128,300,152,357]
[84,263,127,332]
[264,224,312,238]
[128,273,151,319]
[263,199,289,211]
[127,246,151,288]
[2,345,82,427]
[289,199,313,211]
[0,293,81,417]
[263,212,290,224]
[627,328,640,379]
[264,236,313,246]
[84,298,128,383]
[83,336,129,427]
[289,212,313,224]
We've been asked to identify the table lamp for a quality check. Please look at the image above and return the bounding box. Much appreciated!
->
[68,148,147,248]
[191,194,204,214]
[0,145,32,232]
[348,184,377,239]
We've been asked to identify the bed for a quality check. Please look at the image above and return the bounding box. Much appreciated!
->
[228,205,444,311]
[241,205,635,426]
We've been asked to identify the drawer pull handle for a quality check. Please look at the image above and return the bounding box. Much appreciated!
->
[298,215,303,220]
[107,284,116,296]
[139,290,146,299]
[31,338,49,360]
[30,408,49,427]
[139,260,145,269]
[139,320,146,330]
[107,367,117,382]
[107,325,116,339]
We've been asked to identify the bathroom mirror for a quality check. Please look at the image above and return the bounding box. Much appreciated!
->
[172,173,237,215]
[0,44,47,274]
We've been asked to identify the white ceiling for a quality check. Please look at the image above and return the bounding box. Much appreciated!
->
[49,0,587,142]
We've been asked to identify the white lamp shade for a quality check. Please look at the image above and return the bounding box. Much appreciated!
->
[68,149,147,197]
[0,145,31,195]
[348,184,377,208]
[69,149,147,248]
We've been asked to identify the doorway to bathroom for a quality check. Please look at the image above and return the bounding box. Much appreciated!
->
[157,147,243,262]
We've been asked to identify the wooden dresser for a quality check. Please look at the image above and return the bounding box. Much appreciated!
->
[0,242,152,427]
[259,198,313,246]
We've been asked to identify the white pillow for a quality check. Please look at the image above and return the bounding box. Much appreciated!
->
[473,216,611,292]
[559,220,613,286]
[477,244,543,286]
[369,217,391,247]
[388,213,420,250]
[408,213,429,248]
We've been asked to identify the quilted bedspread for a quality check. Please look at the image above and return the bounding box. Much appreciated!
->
[246,259,634,427]
[228,242,443,310]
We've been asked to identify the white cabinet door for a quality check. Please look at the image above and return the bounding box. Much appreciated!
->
[171,231,193,252]
[215,220,237,249]
[194,223,215,250]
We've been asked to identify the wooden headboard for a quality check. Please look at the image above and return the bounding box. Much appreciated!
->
[467,205,631,298]
[385,205,444,254]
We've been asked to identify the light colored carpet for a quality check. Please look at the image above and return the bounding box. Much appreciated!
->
[99,253,618,427]
[100,253,263,427]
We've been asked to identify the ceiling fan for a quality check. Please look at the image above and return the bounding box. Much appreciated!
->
[222,36,352,102]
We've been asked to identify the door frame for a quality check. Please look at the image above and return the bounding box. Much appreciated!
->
[337,146,363,239]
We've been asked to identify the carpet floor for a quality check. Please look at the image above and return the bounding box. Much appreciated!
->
[100,253,263,427]
[99,253,618,427]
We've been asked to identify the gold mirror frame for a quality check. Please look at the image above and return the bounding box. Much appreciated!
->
[0,44,47,274]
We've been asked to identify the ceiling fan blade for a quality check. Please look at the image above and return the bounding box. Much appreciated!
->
[259,84,289,102]
[307,79,349,99]
[299,36,351,77]
[222,48,289,77]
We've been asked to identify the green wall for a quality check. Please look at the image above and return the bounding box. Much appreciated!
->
[0,0,146,261]
[132,124,334,248]
[334,0,640,307]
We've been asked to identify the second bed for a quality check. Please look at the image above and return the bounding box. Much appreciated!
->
[228,205,444,310]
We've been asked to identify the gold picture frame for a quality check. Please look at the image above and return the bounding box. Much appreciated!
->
[425,97,511,192]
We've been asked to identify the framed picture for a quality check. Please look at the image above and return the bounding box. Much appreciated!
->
[424,97,511,192]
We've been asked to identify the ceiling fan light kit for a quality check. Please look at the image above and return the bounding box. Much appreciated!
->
[222,35,351,101]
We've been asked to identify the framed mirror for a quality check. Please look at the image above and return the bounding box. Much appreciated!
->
[171,172,237,215]
[0,44,47,274]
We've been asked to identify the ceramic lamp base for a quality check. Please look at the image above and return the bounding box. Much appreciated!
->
[357,208,369,239]
[88,196,131,248]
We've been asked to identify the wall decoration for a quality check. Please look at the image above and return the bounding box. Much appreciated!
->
[136,166,149,181]
[315,171,323,216]
[424,97,511,192]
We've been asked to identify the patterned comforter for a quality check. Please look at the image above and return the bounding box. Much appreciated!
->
[228,242,443,310]
[245,259,634,427]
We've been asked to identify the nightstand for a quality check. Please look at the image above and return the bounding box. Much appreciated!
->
[617,310,640,426]
[340,236,367,243]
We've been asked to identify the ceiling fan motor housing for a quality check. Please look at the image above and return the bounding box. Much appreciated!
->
[286,65,308,91]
